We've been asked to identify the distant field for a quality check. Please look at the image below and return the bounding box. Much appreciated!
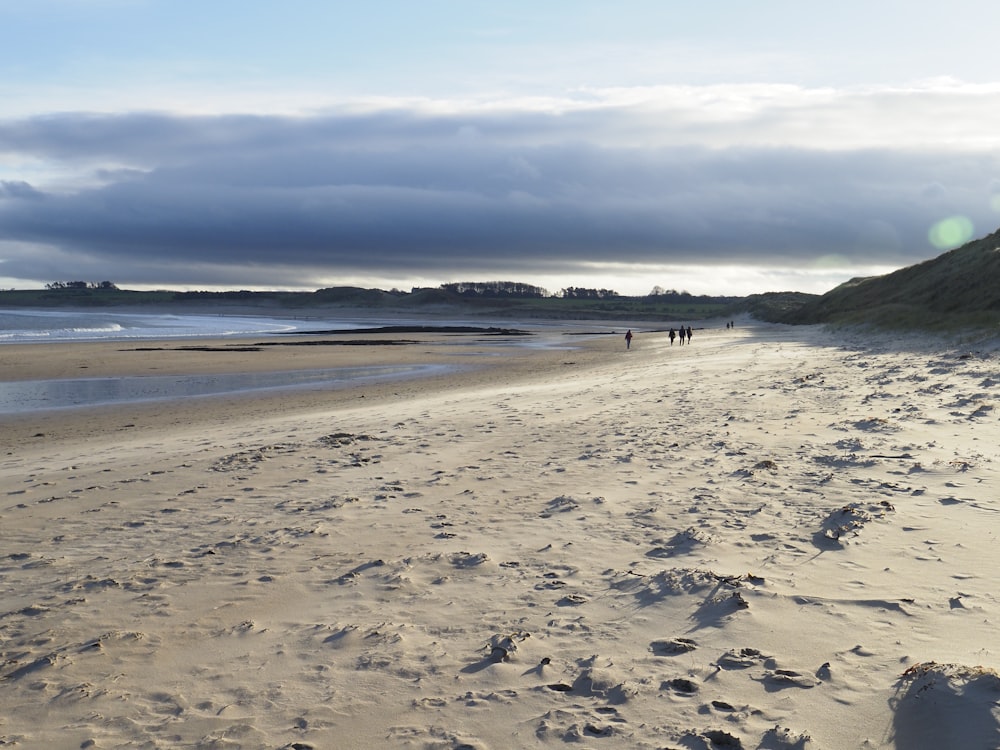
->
[506,296,731,321]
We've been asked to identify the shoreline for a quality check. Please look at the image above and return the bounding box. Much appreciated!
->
[0,326,624,452]
[2,322,999,747]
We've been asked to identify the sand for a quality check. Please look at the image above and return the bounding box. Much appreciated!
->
[1,321,999,749]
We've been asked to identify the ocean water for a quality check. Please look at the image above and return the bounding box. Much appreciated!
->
[0,308,609,345]
[0,309,450,413]
[0,364,448,414]
[0,309,542,413]
[0,309,325,343]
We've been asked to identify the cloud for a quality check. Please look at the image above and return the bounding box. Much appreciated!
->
[0,180,45,200]
[1,87,998,291]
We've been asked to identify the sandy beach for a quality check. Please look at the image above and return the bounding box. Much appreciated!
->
[2,321,999,749]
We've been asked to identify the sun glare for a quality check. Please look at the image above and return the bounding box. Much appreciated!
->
[928,216,975,250]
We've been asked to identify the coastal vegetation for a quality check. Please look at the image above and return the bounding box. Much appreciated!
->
[0,282,737,321]
[742,226,1000,330]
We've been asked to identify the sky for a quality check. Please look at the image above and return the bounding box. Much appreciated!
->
[1,1,1000,297]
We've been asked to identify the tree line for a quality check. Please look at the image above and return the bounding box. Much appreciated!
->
[435,281,736,303]
[40,279,738,305]
[438,281,549,298]
[436,281,619,299]
[45,281,118,290]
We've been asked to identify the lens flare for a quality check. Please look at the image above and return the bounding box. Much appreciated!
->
[928,216,975,250]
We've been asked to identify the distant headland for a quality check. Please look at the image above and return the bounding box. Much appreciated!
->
[0,282,742,323]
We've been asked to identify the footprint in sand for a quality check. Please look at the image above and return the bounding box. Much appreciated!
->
[715,647,770,670]
[890,662,1000,748]
[647,527,715,558]
[814,500,894,548]
[662,677,699,694]
[650,637,698,656]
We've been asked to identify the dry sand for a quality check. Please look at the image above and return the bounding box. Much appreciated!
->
[1,321,999,749]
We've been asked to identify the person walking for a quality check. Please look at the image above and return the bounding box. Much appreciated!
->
[686,326,692,344]
[668,327,676,345]
[625,329,633,349]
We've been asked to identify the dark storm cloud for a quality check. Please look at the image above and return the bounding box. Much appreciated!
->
[1,110,997,286]
[0,180,45,200]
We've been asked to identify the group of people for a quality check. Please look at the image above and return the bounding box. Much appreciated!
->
[667,326,692,345]
[625,320,736,350]
[623,325,692,349]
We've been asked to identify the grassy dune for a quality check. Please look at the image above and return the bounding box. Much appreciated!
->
[746,226,1000,330]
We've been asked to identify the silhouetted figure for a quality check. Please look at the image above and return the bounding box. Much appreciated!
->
[686,326,692,343]
[625,329,633,349]
[668,327,676,345]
